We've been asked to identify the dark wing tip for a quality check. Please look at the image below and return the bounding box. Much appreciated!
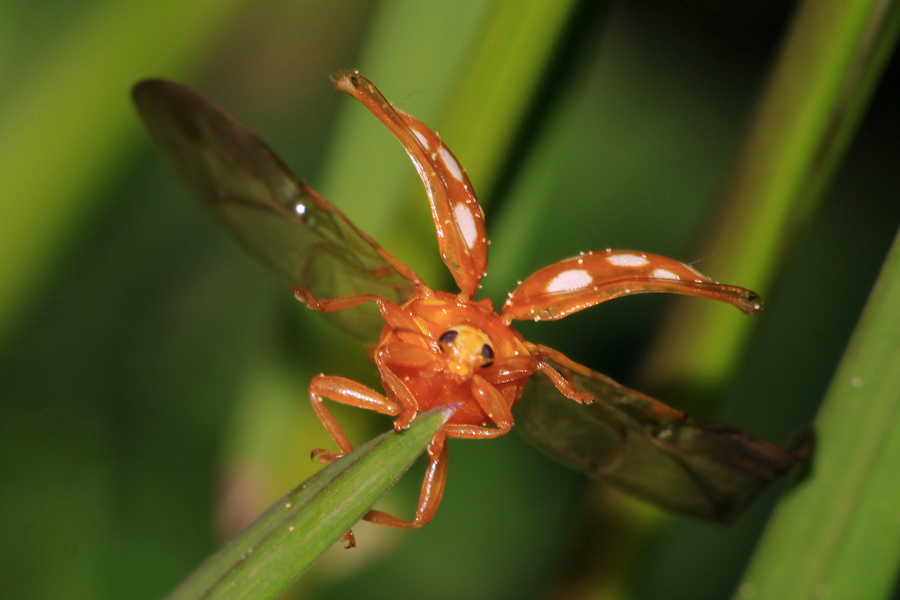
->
[131,79,207,123]
[131,79,218,150]
[131,78,180,106]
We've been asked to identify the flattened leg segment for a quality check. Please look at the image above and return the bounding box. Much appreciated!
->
[471,375,514,428]
[375,347,421,430]
[445,423,512,438]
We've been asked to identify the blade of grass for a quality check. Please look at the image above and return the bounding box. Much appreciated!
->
[0,0,249,345]
[432,0,582,198]
[481,73,584,298]
[642,0,900,399]
[167,404,457,600]
[733,226,900,600]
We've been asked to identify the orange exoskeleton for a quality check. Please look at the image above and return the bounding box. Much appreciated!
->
[133,71,805,545]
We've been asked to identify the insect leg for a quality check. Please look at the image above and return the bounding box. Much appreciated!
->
[362,432,449,529]
[470,375,514,428]
[444,422,513,438]
[478,354,537,385]
[535,362,595,404]
[374,346,421,431]
[528,343,595,377]
[525,345,595,405]
[308,375,401,463]
[294,289,421,332]
[380,340,440,368]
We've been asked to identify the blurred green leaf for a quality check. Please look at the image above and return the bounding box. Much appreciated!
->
[481,72,583,298]
[643,0,900,398]
[735,224,900,600]
[167,404,456,600]
[433,0,582,198]
[0,0,248,343]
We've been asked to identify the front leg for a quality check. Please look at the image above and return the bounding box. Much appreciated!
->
[309,376,440,548]
[375,344,423,431]
[293,288,422,333]
[439,378,514,440]
[308,375,402,463]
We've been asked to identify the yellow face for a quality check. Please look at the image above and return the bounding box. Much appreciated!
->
[437,324,495,378]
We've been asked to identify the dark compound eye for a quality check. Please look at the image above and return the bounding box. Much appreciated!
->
[481,344,494,367]
[439,330,458,345]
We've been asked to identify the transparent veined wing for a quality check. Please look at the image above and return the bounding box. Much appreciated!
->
[515,358,808,523]
[132,79,417,340]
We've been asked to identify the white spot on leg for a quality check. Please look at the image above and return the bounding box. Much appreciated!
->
[546,269,592,293]
[652,268,680,280]
[439,146,463,181]
[453,203,479,248]
[607,253,649,267]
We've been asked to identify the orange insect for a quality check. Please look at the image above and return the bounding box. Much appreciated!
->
[133,72,805,544]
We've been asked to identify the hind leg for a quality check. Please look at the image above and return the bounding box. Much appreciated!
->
[361,432,448,529]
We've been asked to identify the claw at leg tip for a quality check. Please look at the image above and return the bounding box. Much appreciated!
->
[341,529,357,549]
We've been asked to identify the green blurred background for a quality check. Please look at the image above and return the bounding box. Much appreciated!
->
[1,0,899,598]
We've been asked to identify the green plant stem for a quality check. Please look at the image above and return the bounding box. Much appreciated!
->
[434,0,582,197]
[166,404,457,600]
[0,0,248,344]
[734,226,900,600]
